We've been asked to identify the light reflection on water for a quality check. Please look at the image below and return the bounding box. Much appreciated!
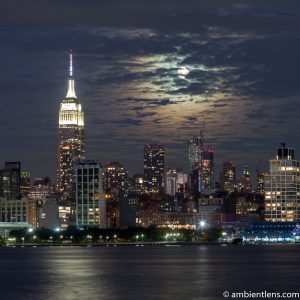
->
[0,245,299,300]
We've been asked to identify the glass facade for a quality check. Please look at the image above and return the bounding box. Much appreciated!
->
[76,161,106,228]
[103,162,128,193]
[144,144,165,193]
[0,162,21,200]
[188,137,214,193]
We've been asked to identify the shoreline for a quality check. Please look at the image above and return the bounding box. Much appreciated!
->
[1,241,299,247]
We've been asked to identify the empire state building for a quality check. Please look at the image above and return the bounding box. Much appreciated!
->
[57,52,85,199]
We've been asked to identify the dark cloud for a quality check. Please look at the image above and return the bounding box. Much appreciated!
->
[1,0,300,179]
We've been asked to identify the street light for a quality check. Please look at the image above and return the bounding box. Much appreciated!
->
[200,221,206,229]
[221,231,227,242]
[21,237,25,245]
[198,220,206,242]
[165,233,169,242]
[141,234,144,242]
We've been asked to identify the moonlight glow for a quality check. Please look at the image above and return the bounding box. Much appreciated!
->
[177,67,190,78]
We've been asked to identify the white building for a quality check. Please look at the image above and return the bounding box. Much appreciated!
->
[265,144,300,222]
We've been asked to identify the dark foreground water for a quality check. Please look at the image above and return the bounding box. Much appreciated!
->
[0,245,299,300]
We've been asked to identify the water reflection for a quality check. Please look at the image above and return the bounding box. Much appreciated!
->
[0,245,299,300]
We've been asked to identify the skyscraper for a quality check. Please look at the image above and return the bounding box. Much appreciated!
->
[20,171,31,196]
[103,162,128,194]
[220,161,236,192]
[188,137,202,193]
[0,162,21,199]
[188,136,214,194]
[57,52,85,199]
[265,143,300,222]
[75,160,106,228]
[201,149,214,191]
[144,144,165,193]
[165,167,188,196]
[239,165,252,192]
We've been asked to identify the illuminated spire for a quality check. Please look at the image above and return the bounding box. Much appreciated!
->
[69,50,73,77]
[66,50,77,98]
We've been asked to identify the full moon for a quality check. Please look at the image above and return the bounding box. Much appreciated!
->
[177,67,189,76]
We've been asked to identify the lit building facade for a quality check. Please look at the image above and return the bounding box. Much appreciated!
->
[103,161,128,194]
[265,144,300,222]
[201,150,214,191]
[188,137,201,193]
[119,193,141,227]
[165,167,188,196]
[165,167,177,196]
[29,177,52,200]
[0,162,21,200]
[20,171,31,196]
[220,161,236,192]
[257,171,266,195]
[0,197,27,222]
[57,52,85,199]
[28,177,53,228]
[131,174,145,194]
[75,160,106,228]
[144,144,165,193]
[188,137,214,193]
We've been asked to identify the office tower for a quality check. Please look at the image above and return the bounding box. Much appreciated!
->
[28,177,54,228]
[165,167,188,196]
[239,165,252,192]
[20,171,31,196]
[188,137,201,173]
[188,136,214,193]
[144,144,165,193]
[0,162,21,199]
[57,52,85,200]
[257,170,266,195]
[29,177,53,200]
[103,162,128,228]
[220,161,236,192]
[176,172,188,193]
[242,165,250,179]
[103,162,128,194]
[265,143,300,222]
[188,137,201,193]
[119,192,141,227]
[75,160,106,228]
[165,167,177,196]
[131,174,145,194]
[0,198,27,222]
[201,149,214,191]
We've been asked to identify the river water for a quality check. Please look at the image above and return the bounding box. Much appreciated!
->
[0,245,299,299]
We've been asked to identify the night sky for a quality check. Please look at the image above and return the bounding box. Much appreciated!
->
[1,0,300,181]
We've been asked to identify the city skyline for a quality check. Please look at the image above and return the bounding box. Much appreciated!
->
[1,0,300,181]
